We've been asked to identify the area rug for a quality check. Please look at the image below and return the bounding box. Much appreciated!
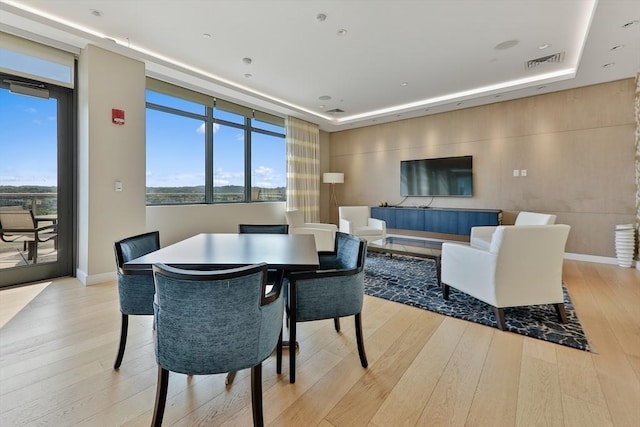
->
[364,252,591,351]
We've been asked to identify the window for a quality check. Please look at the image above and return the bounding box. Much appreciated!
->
[145,79,286,205]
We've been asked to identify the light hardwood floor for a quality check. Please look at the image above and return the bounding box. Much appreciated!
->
[0,260,638,426]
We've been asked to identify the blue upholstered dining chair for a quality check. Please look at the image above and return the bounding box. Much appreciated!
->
[150,263,284,427]
[285,232,368,383]
[113,231,160,369]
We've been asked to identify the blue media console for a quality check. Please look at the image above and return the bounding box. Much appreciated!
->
[370,206,502,236]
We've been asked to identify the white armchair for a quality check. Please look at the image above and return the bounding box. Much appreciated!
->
[285,209,337,252]
[338,206,386,242]
[470,211,557,250]
[441,224,570,330]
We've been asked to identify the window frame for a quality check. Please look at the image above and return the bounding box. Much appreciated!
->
[145,82,285,205]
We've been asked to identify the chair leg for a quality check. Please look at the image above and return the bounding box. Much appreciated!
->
[334,317,341,332]
[276,328,283,374]
[355,313,368,368]
[493,307,507,331]
[442,283,450,300]
[113,313,128,369]
[151,367,169,427]
[554,303,568,324]
[289,317,297,383]
[251,364,264,427]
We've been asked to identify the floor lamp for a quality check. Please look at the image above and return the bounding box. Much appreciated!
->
[323,172,344,222]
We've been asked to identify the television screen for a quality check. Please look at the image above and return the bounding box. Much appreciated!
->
[400,155,473,197]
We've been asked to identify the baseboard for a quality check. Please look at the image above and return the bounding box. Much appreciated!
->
[564,252,640,269]
[76,269,116,285]
[388,234,638,268]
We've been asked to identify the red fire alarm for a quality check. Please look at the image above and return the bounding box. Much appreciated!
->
[112,109,125,125]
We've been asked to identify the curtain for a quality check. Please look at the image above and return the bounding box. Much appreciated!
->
[286,116,320,222]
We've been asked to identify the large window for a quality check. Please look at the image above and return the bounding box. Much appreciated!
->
[145,80,285,205]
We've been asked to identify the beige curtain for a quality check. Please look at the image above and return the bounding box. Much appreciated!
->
[286,116,320,222]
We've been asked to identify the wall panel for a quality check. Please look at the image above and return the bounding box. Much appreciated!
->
[329,79,636,257]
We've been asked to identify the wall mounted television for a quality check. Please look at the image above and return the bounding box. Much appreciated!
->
[400,155,473,197]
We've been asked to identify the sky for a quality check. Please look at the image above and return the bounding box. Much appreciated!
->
[0,88,58,187]
[0,87,286,189]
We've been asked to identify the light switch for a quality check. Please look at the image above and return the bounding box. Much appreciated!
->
[513,169,520,177]
[521,169,527,177]
[115,181,123,192]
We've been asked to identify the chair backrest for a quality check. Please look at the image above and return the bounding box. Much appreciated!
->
[285,210,304,227]
[292,234,367,321]
[152,263,283,375]
[338,206,370,227]
[491,224,570,306]
[113,231,161,315]
[114,231,161,270]
[514,211,556,226]
[238,224,289,234]
[0,208,35,231]
[319,232,367,270]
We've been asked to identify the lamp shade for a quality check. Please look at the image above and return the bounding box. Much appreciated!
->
[323,172,344,184]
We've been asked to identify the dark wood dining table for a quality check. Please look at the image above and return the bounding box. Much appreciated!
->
[123,233,319,273]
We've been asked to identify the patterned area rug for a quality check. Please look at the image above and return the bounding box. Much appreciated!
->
[364,252,591,351]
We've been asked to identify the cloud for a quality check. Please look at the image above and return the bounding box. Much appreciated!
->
[252,165,285,188]
[196,122,220,134]
[214,168,243,186]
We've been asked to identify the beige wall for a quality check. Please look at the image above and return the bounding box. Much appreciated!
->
[329,79,637,258]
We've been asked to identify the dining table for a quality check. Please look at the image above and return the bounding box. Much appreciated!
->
[123,232,319,273]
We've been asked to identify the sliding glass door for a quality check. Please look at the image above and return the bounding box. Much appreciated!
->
[0,74,74,287]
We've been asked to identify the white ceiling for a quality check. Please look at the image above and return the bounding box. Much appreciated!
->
[1,0,638,132]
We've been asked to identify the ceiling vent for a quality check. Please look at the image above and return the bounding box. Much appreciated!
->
[326,108,344,114]
[526,51,565,69]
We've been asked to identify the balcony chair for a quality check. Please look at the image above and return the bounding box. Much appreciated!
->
[470,211,556,251]
[113,231,160,369]
[441,224,570,330]
[285,232,368,383]
[285,209,337,252]
[338,206,386,242]
[0,207,57,263]
[150,263,283,427]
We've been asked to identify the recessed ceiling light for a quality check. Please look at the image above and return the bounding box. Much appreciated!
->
[537,85,547,90]
[494,39,519,50]
[244,73,252,78]
[319,95,331,101]
[337,29,348,36]
[242,57,252,65]
[610,44,625,51]
[400,82,408,87]
[90,9,102,17]
[538,43,550,50]
[622,20,639,28]
[494,94,501,98]
[203,33,212,39]
[456,102,463,106]
[602,62,615,68]
[316,13,327,22]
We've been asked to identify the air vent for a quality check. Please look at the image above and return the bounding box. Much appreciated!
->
[526,51,565,69]
[326,108,344,114]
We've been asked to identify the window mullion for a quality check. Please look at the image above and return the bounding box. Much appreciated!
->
[205,106,214,203]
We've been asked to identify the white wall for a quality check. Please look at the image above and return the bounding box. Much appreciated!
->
[77,45,146,285]
[146,202,287,246]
